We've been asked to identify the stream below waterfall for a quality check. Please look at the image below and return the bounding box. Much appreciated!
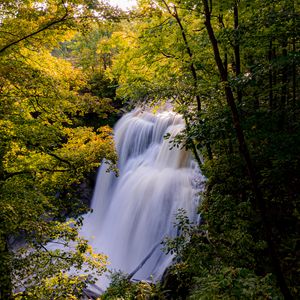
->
[82,108,204,289]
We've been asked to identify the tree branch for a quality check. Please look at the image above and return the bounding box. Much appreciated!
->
[3,170,33,180]
[46,152,73,169]
[0,11,69,54]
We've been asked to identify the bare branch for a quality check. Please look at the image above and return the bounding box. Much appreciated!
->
[144,16,172,30]
[160,51,176,58]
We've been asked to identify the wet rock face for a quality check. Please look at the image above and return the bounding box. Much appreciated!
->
[161,265,192,300]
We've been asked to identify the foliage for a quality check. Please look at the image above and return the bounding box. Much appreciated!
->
[163,208,194,260]
[162,210,283,300]
[0,0,122,55]
[13,222,108,299]
[101,271,167,300]
[54,22,123,128]
[189,268,282,300]
[0,0,120,298]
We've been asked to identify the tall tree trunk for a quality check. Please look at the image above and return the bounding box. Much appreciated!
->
[0,235,13,299]
[224,52,228,75]
[280,41,288,107]
[292,0,296,108]
[234,1,242,104]
[201,1,293,299]
[280,40,288,128]
[273,46,278,109]
[161,0,201,111]
[184,116,203,167]
[268,39,274,111]
[292,38,296,108]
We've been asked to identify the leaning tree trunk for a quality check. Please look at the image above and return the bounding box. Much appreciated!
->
[161,0,214,161]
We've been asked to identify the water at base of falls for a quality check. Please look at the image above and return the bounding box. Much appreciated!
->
[82,108,203,289]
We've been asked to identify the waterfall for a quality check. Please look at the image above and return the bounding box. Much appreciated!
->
[82,108,203,288]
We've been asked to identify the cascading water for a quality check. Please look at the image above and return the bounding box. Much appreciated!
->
[82,108,203,288]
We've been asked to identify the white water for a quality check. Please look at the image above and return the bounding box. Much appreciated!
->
[82,108,202,288]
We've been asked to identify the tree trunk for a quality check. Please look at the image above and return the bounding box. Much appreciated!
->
[273,46,278,109]
[234,2,242,104]
[292,38,296,108]
[268,39,274,111]
[162,1,201,111]
[0,235,13,299]
[292,1,296,108]
[279,40,288,128]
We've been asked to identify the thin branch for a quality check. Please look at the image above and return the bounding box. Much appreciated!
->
[40,168,70,173]
[144,16,172,30]
[0,11,69,54]
[46,152,73,169]
[192,26,206,32]
[38,243,73,261]
[160,51,176,58]
[0,31,18,37]
[3,170,33,180]
[161,0,201,111]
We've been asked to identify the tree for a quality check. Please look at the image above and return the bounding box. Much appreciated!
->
[0,0,119,298]
[201,0,293,297]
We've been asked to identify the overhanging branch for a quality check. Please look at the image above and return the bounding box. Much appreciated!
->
[0,12,69,54]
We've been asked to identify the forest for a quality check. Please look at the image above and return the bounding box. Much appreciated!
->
[0,0,299,299]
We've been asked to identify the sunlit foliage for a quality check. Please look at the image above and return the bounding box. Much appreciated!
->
[0,0,120,298]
